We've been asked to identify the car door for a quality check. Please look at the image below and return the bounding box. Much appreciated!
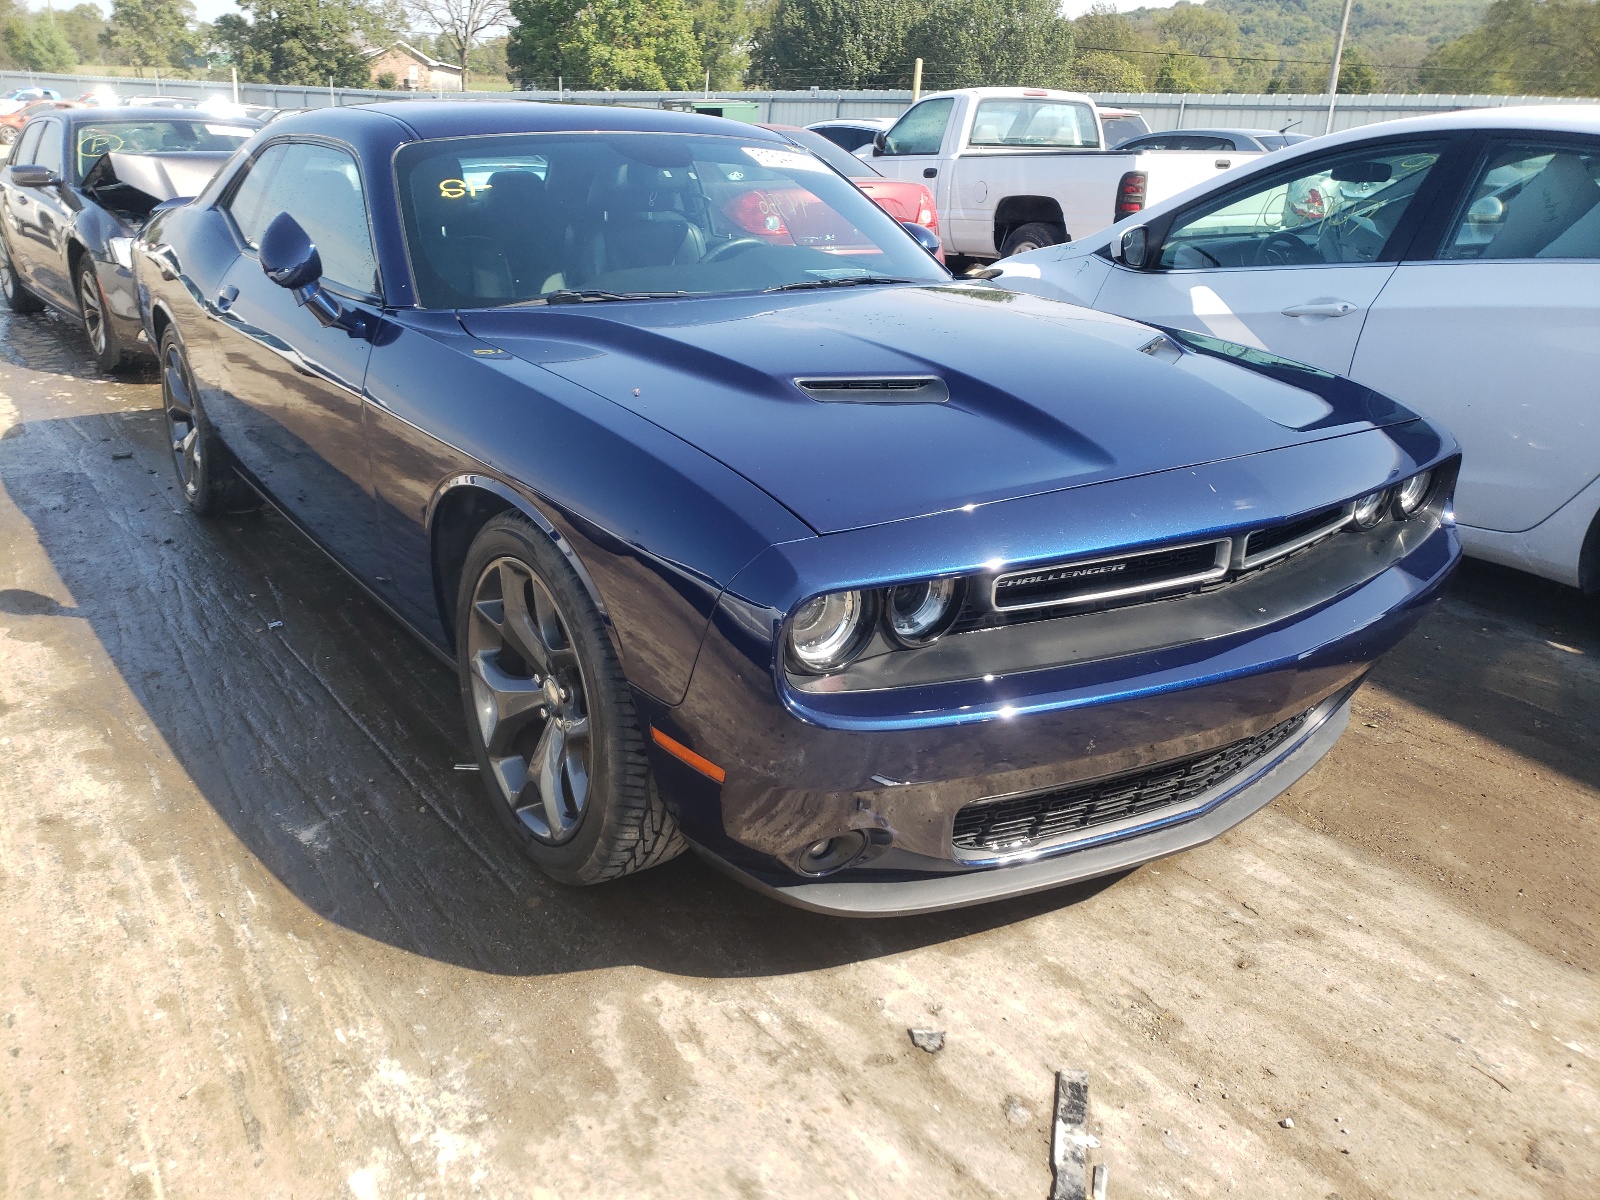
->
[1,120,46,282]
[871,96,957,235]
[209,139,386,577]
[1351,133,1600,535]
[1096,137,1459,375]
[22,118,76,307]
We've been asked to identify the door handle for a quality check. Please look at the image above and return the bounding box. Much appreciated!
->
[1215,159,1231,169]
[215,284,238,312]
[923,167,937,179]
[1281,300,1358,318]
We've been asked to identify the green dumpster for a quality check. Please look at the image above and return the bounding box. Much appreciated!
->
[660,99,762,124]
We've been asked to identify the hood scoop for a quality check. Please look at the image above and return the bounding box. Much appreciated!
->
[794,375,949,405]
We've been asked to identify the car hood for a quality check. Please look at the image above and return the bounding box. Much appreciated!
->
[460,284,1415,535]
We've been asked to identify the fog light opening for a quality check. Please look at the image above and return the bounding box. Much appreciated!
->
[795,830,870,877]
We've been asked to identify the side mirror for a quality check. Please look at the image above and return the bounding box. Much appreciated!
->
[901,220,942,257]
[872,130,887,156]
[1116,224,1152,270]
[9,164,59,188]
[258,211,369,337]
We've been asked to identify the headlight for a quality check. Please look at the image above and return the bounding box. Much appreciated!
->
[885,577,962,646]
[108,237,134,270]
[787,589,873,673]
[1351,488,1389,529]
[1395,471,1433,517]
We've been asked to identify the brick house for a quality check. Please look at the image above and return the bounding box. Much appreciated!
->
[367,42,465,92]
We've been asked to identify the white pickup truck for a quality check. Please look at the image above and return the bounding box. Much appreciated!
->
[866,87,1265,260]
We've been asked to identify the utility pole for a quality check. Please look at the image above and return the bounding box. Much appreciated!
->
[1325,0,1354,135]
[231,66,239,104]
[911,57,923,104]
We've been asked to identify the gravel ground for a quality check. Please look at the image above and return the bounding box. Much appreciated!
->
[0,307,1595,1199]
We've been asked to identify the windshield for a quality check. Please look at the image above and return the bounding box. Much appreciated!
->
[70,119,255,183]
[395,132,947,309]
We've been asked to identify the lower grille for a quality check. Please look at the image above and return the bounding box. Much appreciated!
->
[951,709,1313,856]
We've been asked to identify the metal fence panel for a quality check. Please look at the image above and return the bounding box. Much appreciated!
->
[4,71,1595,135]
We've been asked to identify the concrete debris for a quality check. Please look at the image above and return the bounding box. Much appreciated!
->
[908,1028,944,1053]
[1091,1163,1108,1200]
[1050,1069,1092,1200]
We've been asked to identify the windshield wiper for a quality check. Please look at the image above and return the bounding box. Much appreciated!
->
[525,289,689,305]
[765,275,917,292]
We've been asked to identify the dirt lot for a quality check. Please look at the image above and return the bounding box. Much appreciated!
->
[0,308,1595,1200]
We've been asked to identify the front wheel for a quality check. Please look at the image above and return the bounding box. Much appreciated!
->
[160,327,254,516]
[457,513,685,885]
[0,128,16,147]
[999,221,1065,258]
[78,260,134,373]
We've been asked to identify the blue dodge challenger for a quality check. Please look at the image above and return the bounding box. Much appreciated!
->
[135,102,1460,915]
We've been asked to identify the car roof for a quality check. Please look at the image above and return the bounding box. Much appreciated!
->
[263,100,793,144]
[809,117,894,128]
[61,106,257,124]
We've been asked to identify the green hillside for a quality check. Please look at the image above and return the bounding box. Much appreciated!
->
[1098,0,1494,91]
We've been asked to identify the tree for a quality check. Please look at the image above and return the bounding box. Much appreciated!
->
[1069,3,1153,92]
[402,0,509,87]
[213,0,389,87]
[908,0,1074,89]
[13,16,78,72]
[688,0,750,89]
[57,4,108,64]
[1419,0,1600,96]
[749,0,917,89]
[506,0,702,90]
[103,0,195,70]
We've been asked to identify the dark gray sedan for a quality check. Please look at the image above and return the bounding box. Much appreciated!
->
[0,107,256,370]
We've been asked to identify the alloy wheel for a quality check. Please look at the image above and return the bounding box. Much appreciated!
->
[80,269,106,355]
[161,339,202,498]
[467,556,592,844]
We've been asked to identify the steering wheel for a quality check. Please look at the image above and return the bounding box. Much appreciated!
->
[701,237,768,263]
[1254,232,1317,267]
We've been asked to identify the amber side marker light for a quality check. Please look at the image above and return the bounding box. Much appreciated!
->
[650,726,727,784]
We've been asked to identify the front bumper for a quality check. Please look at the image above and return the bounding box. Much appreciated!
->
[696,696,1350,916]
[638,425,1459,915]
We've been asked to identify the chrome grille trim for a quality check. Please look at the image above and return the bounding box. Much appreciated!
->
[1237,503,1354,570]
[990,538,1232,612]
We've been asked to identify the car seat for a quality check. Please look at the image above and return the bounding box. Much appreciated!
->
[579,163,707,282]
[1483,153,1600,260]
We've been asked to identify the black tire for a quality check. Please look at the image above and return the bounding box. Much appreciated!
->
[78,259,135,373]
[999,221,1065,258]
[0,235,45,314]
[456,512,686,885]
[159,326,254,516]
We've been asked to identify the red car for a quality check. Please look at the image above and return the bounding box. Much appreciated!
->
[1,99,79,145]
[736,124,942,260]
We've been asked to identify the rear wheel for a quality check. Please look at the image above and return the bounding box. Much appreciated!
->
[0,236,44,314]
[160,327,253,516]
[0,128,16,147]
[999,221,1064,258]
[78,260,134,373]
[457,513,685,885]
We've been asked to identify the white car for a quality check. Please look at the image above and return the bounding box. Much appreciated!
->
[990,105,1600,592]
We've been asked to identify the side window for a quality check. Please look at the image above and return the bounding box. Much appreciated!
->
[33,121,64,177]
[227,142,378,294]
[1440,141,1600,261]
[1157,143,1443,270]
[224,143,290,248]
[12,121,44,167]
[883,98,954,157]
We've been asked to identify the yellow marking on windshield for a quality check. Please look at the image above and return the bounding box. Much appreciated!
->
[439,178,492,199]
